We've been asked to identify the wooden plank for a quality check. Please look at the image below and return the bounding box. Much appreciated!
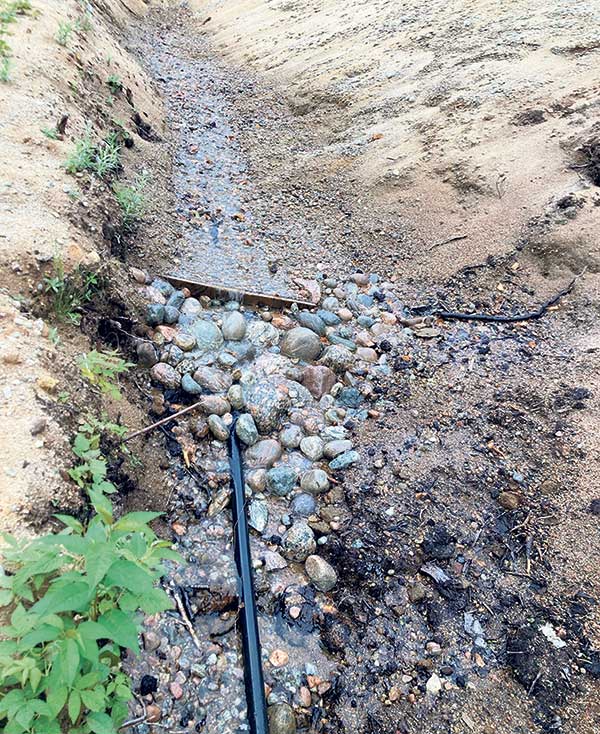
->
[164,275,317,310]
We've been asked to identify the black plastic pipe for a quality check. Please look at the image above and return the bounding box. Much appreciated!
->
[228,417,269,734]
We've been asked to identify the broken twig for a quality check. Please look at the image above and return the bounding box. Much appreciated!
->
[428,234,468,251]
[435,270,585,323]
[123,401,203,442]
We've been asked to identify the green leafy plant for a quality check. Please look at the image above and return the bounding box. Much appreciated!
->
[0,426,179,733]
[105,74,122,94]
[113,173,148,232]
[55,21,73,47]
[42,257,98,325]
[78,350,133,400]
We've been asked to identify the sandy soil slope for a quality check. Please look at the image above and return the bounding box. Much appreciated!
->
[190,0,600,281]
[0,0,166,532]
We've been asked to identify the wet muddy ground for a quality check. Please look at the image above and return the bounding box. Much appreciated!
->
[119,7,600,734]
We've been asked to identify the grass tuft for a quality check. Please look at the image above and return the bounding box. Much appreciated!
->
[55,20,73,47]
[113,173,148,231]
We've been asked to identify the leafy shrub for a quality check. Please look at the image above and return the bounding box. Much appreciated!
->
[78,350,133,400]
[42,257,98,325]
[113,173,148,231]
[0,424,178,734]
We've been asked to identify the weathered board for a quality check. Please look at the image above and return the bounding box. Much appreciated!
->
[164,275,317,310]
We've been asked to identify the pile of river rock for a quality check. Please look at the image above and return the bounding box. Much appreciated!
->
[130,267,403,732]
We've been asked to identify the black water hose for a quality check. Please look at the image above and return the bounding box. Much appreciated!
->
[228,417,269,734]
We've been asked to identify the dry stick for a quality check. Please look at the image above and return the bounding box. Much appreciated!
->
[123,401,204,443]
[171,590,203,650]
[435,269,586,324]
[428,234,468,251]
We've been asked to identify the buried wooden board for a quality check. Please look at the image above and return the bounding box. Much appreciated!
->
[164,275,317,310]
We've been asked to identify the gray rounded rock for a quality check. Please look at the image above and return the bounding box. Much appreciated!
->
[338,387,362,408]
[199,395,230,416]
[166,290,185,309]
[163,306,180,325]
[329,450,360,470]
[150,362,180,389]
[164,345,184,367]
[300,436,324,461]
[136,342,158,367]
[221,311,247,341]
[180,297,202,316]
[280,424,303,449]
[323,439,353,459]
[290,493,317,517]
[266,466,297,497]
[228,384,245,410]
[247,469,267,492]
[236,413,259,445]
[246,321,280,347]
[296,311,326,336]
[282,522,316,562]
[280,327,323,362]
[305,555,337,591]
[191,320,224,353]
[193,366,233,394]
[300,469,330,494]
[321,296,339,311]
[208,414,229,442]
[245,439,283,468]
[243,379,290,433]
[174,332,196,351]
[181,373,203,395]
[268,704,296,734]
[319,345,355,373]
[151,278,174,298]
[146,303,165,327]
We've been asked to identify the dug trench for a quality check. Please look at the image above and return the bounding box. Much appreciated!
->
[5,3,600,734]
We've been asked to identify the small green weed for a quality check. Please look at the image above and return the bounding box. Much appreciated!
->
[65,125,95,173]
[78,350,133,400]
[93,133,121,177]
[47,326,60,345]
[75,11,91,34]
[113,173,148,232]
[65,125,121,178]
[106,74,122,94]
[0,55,9,81]
[0,0,33,79]
[42,256,98,325]
[0,422,180,734]
[55,21,73,47]
[41,126,59,140]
